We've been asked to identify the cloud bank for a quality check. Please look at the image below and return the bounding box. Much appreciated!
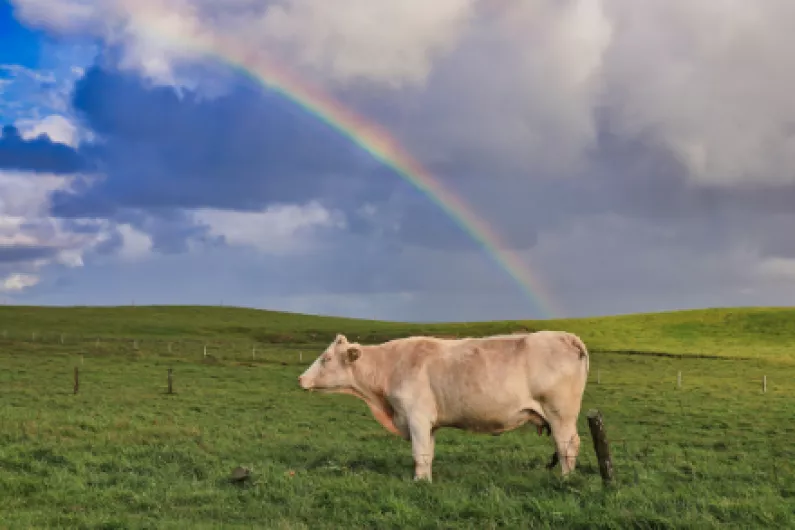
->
[3,0,795,320]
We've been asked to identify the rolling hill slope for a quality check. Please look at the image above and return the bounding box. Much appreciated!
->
[1,304,794,360]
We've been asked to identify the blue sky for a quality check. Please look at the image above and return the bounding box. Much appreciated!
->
[2,0,795,321]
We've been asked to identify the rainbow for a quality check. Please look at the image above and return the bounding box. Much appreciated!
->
[130,16,560,318]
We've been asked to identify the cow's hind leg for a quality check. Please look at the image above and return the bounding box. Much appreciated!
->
[544,413,581,476]
[409,418,435,482]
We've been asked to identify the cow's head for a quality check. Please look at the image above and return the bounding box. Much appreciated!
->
[298,334,361,392]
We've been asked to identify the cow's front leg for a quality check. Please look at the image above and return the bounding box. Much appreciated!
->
[409,418,435,482]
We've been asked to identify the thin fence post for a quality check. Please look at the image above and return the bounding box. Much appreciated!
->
[80,355,84,365]
[299,351,302,362]
[203,344,207,358]
[73,367,79,394]
[587,409,614,485]
[60,333,65,344]
[167,368,173,394]
[32,331,36,341]
[677,371,682,389]
[596,369,600,385]
[168,342,172,354]
[763,375,767,394]
[133,339,138,350]
[252,346,256,360]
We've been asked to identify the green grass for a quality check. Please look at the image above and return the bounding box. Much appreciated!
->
[1,305,794,528]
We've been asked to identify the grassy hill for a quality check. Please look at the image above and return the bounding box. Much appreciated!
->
[1,304,794,360]
[1,304,794,528]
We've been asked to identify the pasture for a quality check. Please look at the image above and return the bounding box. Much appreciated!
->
[1,305,794,528]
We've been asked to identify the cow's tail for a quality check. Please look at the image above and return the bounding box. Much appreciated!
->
[568,333,590,375]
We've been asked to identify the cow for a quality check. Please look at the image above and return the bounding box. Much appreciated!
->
[297,330,590,482]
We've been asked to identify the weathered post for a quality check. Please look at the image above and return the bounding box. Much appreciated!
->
[167,368,174,394]
[677,371,682,389]
[587,409,614,485]
[596,369,600,384]
[73,367,79,395]
[168,342,172,354]
[763,375,767,394]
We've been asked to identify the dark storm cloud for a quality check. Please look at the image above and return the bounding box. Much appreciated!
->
[0,244,58,263]
[45,64,503,254]
[50,66,388,219]
[0,124,87,173]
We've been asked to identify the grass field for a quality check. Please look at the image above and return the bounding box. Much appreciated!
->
[1,305,794,528]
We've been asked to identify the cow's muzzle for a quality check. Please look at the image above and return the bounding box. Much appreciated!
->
[298,375,313,390]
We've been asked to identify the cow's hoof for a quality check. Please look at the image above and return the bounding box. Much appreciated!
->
[545,451,559,470]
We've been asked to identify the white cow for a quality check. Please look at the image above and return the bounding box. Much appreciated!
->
[298,331,590,481]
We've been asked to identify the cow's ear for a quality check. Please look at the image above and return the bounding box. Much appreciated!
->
[336,334,348,345]
[345,346,361,363]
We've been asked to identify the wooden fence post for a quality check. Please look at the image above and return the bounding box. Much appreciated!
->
[167,368,173,394]
[763,375,767,393]
[73,367,79,395]
[596,369,600,384]
[587,409,614,485]
[677,371,682,389]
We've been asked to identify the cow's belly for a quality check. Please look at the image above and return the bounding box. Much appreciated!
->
[441,409,534,434]
[436,394,544,435]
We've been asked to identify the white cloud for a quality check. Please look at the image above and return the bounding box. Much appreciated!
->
[0,171,110,292]
[407,0,613,176]
[116,224,154,262]
[13,0,795,187]
[9,0,104,35]
[756,257,795,282]
[255,0,476,87]
[12,0,477,88]
[0,273,39,292]
[601,0,795,187]
[193,201,346,255]
[16,114,81,147]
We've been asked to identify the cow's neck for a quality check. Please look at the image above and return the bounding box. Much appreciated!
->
[347,345,402,437]
[348,346,387,400]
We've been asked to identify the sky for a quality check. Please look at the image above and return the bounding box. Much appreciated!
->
[1,0,795,322]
